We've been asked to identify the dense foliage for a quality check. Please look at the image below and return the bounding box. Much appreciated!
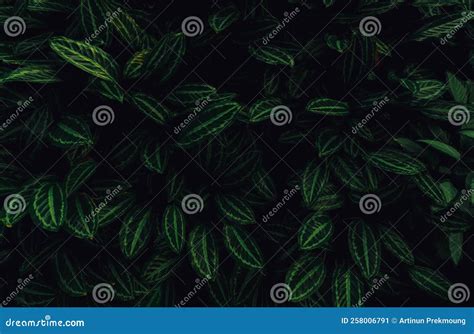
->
[0,0,473,307]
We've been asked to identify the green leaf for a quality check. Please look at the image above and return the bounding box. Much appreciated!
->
[189,225,219,279]
[131,93,170,125]
[448,232,463,265]
[413,13,473,41]
[301,160,330,208]
[142,142,168,174]
[315,128,344,158]
[0,65,60,84]
[379,226,414,265]
[223,225,263,269]
[49,116,93,148]
[168,83,217,106]
[348,220,380,279]
[447,72,468,104]
[54,253,87,297]
[162,204,186,253]
[65,160,97,196]
[124,49,151,79]
[109,9,149,50]
[286,255,326,302]
[50,36,119,81]
[143,32,186,82]
[249,98,282,123]
[411,173,447,205]
[367,149,426,175]
[65,193,98,239]
[216,194,255,225]
[306,98,349,116]
[418,139,461,160]
[332,267,364,307]
[249,45,294,67]
[31,182,67,232]
[298,214,333,250]
[209,6,240,33]
[143,243,177,284]
[401,79,445,100]
[177,101,241,147]
[408,266,450,300]
[119,209,152,258]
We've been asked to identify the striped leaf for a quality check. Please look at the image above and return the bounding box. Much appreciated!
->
[143,32,186,82]
[97,196,133,227]
[301,160,330,207]
[249,45,294,67]
[50,36,118,82]
[65,193,98,239]
[379,226,414,265]
[31,182,67,232]
[124,49,151,79]
[418,140,461,160]
[209,6,240,33]
[408,266,450,300]
[162,204,186,253]
[367,149,426,175]
[168,83,217,106]
[109,9,149,50]
[447,72,468,104]
[189,225,219,279]
[348,220,380,279]
[54,253,87,297]
[119,209,152,258]
[298,214,333,250]
[315,128,344,158]
[178,101,241,147]
[286,255,326,302]
[306,98,349,116]
[65,159,96,196]
[223,225,263,269]
[49,116,93,148]
[249,97,282,123]
[216,194,255,225]
[411,173,446,205]
[413,13,473,41]
[142,142,168,174]
[131,93,170,125]
[143,242,177,284]
[449,232,463,265]
[401,79,445,100]
[79,0,111,42]
[332,267,364,307]
[331,156,379,192]
[0,65,60,84]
